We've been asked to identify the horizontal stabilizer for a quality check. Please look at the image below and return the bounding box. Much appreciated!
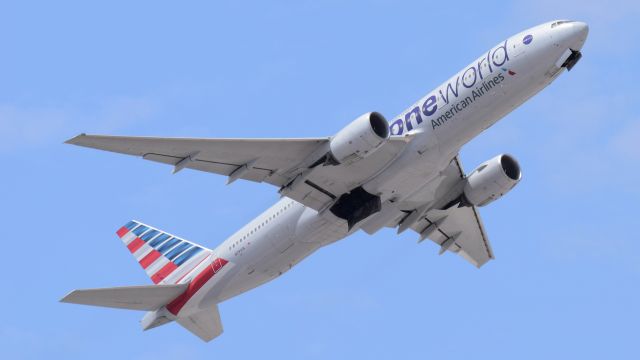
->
[177,306,223,342]
[60,284,187,311]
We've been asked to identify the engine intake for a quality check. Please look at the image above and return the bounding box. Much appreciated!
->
[328,112,389,164]
[462,154,522,207]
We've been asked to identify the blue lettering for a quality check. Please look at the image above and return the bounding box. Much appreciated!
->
[491,40,510,67]
[439,77,460,104]
[462,67,477,88]
[477,57,489,80]
[390,39,512,134]
[422,95,438,117]
[390,119,404,135]
[404,106,423,131]
[486,50,493,73]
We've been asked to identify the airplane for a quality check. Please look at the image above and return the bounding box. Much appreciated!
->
[61,20,589,342]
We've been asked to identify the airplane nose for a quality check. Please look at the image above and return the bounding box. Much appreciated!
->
[573,22,589,40]
[569,21,589,49]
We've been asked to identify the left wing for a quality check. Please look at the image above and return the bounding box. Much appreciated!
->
[409,205,494,268]
[406,157,494,267]
[66,134,409,211]
[361,156,494,268]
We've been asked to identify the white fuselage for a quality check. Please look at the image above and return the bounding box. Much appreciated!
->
[173,20,588,316]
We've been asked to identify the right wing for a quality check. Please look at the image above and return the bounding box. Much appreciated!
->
[66,134,326,186]
[66,134,409,211]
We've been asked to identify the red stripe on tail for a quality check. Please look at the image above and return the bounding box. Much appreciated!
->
[166,258,228,315]
[151,262,178,284]
[116,226,129,238]
[173,254,211,284]
[139,250,162,269]
[127,238,144,253]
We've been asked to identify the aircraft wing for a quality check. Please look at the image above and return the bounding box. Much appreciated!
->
[409,205,494,268]
[359,156,494,268]
[66,134,409,211]
[407,157,494,268]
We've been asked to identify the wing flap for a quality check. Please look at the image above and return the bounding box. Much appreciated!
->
[60,284,188,311]
[414,206,494,267]
[141,153,273,183]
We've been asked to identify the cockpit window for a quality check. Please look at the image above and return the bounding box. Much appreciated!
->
[551,20,574,28]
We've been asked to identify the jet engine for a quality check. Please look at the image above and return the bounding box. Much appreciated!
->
[462,154,522,207]
[328,112,389,164]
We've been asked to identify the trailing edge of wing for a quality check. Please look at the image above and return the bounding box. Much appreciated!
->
[404,156,494,268]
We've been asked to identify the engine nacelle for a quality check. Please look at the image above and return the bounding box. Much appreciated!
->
[463,154,522,207]
[329,112,389,164]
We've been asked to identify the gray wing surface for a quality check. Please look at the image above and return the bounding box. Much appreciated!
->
[66,134,326,185]
[360,156,494,267]
[407,156,494,268]
[66,134,409,211]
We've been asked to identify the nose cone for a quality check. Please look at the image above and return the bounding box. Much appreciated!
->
[570,21,589,49]
[550,20,589,50]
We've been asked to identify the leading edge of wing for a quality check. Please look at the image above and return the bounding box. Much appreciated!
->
[65,134,328,183]
[65,133,328,154]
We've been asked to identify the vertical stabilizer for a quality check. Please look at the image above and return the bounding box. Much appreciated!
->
[176,305,224,342]
[116,220,213,284]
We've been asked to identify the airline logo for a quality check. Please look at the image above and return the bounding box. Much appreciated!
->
[117,221,210,284]
[502,67,517,76]
[390,40,512,135]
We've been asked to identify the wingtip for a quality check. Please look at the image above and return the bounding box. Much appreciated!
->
[64,133,87,145]
[475,258,492,269]
[59,290,77,303]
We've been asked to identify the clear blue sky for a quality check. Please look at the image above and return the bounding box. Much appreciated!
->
[2,1,638,359]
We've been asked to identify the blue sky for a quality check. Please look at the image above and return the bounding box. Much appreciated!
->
[2,1,639,359]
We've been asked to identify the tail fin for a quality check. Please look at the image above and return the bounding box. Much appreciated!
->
[116,220,212,284]
[63,220,225,342]
[177,305,224,342]
[60,284,187,310]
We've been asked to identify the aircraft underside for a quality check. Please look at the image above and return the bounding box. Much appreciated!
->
[61,19,588,342]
